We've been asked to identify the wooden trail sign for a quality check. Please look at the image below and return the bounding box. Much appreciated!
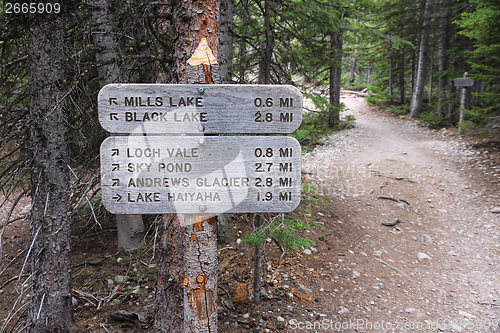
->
[454,77,474,87]
[455,74,474,134]
[100,136,301,215]
[98,81,303,333]
[98,84,303,134]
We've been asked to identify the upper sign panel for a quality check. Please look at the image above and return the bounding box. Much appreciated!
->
[98,84,303,134]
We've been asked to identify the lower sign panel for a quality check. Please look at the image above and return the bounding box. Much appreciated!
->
[100,136,301,214]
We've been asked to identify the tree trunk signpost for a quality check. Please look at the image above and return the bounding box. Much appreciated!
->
[454,73,474,134]
[98,79,303,331]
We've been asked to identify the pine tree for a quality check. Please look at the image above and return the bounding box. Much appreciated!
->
[25,2,76,331]
[409,0,434,118]
[458,0,500,122]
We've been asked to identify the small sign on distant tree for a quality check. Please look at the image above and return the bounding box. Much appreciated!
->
[454,77,474,87]
[455,73,474,134]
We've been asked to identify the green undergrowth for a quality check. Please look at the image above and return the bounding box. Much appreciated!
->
[291,91,355,152]
[387,104,409,116]
[418,110,449,129]
[241,183,330,251]
[370,93,499,136]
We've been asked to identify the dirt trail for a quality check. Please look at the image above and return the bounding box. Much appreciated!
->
[300,92,500,332]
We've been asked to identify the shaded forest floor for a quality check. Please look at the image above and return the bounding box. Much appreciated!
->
[1,92,499,332]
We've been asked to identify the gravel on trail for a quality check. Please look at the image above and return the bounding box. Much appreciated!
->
[300,92,500,333]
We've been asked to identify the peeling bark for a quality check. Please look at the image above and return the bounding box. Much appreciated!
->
[170,0,219,84]
[156,1,220,331]
[183,217,218,332]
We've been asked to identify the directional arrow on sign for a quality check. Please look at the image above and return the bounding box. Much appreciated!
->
[111,164,120,171]
[111,149,119,156]
[109,97,118,105]
[110,113,118,120]
[112,193,122,202]
[112,179,120,186]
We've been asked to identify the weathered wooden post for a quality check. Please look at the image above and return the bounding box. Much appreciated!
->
[454,72,474,134]
[182,215,218,332]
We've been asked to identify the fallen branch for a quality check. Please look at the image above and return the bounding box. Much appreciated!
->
[377,196,411,205]
[72,256,112,269]
[371,171,416,184]
[99,286,122,310]
[0,249,27,276]
[381,218,403,227]
[341,89,369,97]
[109,310,152,329]
[218,255,236,274]
[399,199,411,205]
[273,238,286,265]
[373,258,408,277]
[395,177,417,183]
[377,195,400,203]
[73,289,99,307]
[478,301,499,307]
[0,275,19,289]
